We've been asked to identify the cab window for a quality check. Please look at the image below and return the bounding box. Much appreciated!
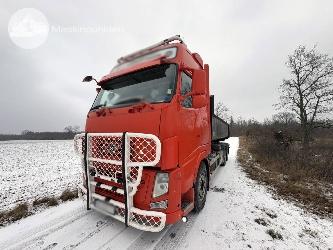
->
[181,72,192,108]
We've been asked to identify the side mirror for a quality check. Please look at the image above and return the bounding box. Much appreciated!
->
[82,76,93,82]
[192,69,206,95]
[193,94,206,108]
[82,75,98,84]
[192,69,207,108]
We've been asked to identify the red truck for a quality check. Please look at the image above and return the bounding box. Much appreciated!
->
[74,35,229,232]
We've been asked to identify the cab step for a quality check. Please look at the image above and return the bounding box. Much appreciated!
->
[181,201,194,215]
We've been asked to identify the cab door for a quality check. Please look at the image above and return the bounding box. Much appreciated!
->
[178,71,198,166]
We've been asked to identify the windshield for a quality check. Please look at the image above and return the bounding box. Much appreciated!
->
[91,64,177,110]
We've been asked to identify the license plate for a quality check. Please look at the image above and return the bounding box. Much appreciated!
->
[94,199,116,215]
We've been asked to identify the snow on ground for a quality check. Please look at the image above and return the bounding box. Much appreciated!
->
[0,140,81,210]
[0,138,332,249]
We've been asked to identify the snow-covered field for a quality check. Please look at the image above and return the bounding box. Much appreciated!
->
[0,138,332,249]
[0,140,81,210]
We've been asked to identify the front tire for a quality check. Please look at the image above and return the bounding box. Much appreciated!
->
[194,162,208,212]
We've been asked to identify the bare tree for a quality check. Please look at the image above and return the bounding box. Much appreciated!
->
[64,125,80,134]
[215,101,231,121]
[272,112,296,125]
[278,45,333,147]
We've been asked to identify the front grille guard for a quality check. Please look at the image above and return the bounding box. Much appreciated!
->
[74,132,166,232]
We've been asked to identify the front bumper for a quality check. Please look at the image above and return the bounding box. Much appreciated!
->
[78,185,166,232]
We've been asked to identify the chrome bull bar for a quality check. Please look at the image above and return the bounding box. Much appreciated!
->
[74,132,166,232]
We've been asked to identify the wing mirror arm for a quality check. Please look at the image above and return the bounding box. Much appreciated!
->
[82,75,99,84]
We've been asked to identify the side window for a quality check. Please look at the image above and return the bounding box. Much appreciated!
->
[181,72,192,108]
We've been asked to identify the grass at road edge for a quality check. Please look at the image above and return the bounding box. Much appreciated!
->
[237,136,333,220]
[0,188,78,227]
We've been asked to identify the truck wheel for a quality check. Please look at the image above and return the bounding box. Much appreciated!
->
[194,162,208,212]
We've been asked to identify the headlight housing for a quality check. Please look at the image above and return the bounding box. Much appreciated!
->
[153,172,169,198]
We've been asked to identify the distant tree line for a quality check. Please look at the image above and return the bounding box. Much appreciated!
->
[216,44,333,146]
[229,112,333,140]
[0,126,81,141]
[215,101,332,140]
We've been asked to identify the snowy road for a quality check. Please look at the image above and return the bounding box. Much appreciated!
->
[1,138,332,249]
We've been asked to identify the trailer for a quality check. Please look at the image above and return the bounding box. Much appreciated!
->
[74,35,229,232]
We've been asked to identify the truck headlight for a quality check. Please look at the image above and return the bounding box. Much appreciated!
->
[153,172,169,198]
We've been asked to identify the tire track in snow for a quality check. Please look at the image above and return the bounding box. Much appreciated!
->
[151,213,198,250]
[5,208,90,249]
[62,220,110,250]
[97,227,130,250]
[125,226,169,250]
[0,202,88,249]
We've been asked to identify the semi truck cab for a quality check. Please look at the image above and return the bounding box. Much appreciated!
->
[74,36,229,232]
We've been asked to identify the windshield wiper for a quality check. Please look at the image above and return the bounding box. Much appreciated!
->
[90,104,106,111]
[113,97,144,106]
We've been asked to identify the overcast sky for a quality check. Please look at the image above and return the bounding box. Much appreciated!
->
[1,0,333,133]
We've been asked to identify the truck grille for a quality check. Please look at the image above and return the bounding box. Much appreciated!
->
[90,135,122,161]
[74,133,160,192]
[89,161,141,187]
[87,134,159,164]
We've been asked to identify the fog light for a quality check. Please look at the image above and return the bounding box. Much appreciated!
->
[153,172,169,198]
[150,200,168,209]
